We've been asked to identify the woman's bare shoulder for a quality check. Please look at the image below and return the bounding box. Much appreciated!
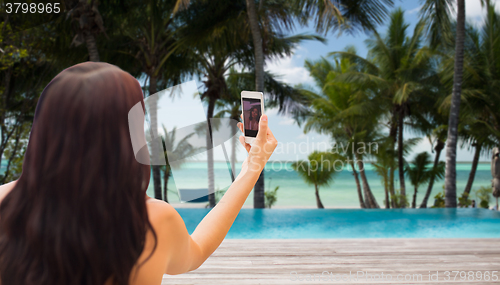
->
[145,197,179,224]
[145,197,189,244]
[144,198,189,259]
[0,180,17,204]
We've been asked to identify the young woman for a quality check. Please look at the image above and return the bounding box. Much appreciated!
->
[245,106,261,131]
[0,62,277,285]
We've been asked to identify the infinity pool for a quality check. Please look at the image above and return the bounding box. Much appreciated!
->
[176,208,500,239]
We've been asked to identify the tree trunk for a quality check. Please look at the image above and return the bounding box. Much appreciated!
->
[246,0,266,209]
[207,97,216,207]
[420,139,445,208]
[2,122,24,182]
[398,110,406,207]
[350,162,366,208]
[384,175,390,208]
[463,142,481,196]
[412,186,418,208]
[149,75,162,200]
[163,167,170,203]
[355,154,379,208]
[314,184,324,209]
[389,115,397,208]
[389,164,397,208]
[445,0,465,208]
[84,32,100,62]
[246,0,264,92]
[254,171,265,208]
[0,67,12,163]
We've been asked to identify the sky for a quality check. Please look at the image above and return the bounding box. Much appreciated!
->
[151,0,500,164]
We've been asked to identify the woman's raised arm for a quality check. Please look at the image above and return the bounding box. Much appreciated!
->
[163,114,277,274]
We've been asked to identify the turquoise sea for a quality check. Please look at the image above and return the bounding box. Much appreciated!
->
[1,160,492,208]
[149,162,494,208]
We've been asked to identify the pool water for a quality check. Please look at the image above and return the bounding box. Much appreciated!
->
[176,208,500,239]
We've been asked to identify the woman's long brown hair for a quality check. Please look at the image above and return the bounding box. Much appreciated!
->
[0,62,156,285]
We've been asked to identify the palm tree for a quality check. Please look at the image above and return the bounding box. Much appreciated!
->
[372,138,397,208]
[406,152,445,208]
[419,0,455,50]
[332,9,436,207]
[301,54,382,208]
[245,0,395,95]
[264,186,279,209]
[244,0,306,208]
[369,11,431,208]
[184,0,322,207]
[333,148,366,208]
[244,0,267,209]
[119,0,190,200]
[420,0,492,207]
[456,10,500,198]
[373,136,423,208]
[292,151,338,208]
[213,70,243,178]
[458,112,495,200]
[160,125,199,203]
[64,0,107,61]
[409,77,448,209]
[443,0,465,208]
[0,15,58,183]
[419,125,447,208]
[188,3,252,206]
[245,0,394,208]
[434,7,500,206]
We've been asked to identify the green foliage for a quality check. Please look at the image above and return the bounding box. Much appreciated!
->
[1,14,61,184]
[322,8,439,208]
[480,200,489,209]
[0,22,29,71]
[5,0,500,212]
[406,152,444,189]
[292,151,339,208]
[458,192,472,208]
[159,125,200,202]
[406,151,446,207]
[391,189,409,208]
[265,186,280,209]
[474,186,492,209]
[431,190,446,208]
[420,0,455,49]
[295,0,393,34]
[291,151,339,187]
[301,54,382,144]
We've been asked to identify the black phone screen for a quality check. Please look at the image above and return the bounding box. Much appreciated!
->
[242,98,261,137]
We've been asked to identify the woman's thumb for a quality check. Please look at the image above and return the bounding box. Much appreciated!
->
[257,114,268,140]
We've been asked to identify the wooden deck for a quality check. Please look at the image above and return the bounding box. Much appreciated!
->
[162,238,500,284]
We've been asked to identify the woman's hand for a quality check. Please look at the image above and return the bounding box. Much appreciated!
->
[170,115,276,275]
[237,114,277,174]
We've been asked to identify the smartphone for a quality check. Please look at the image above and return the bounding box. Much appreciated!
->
[241,91,264,144]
